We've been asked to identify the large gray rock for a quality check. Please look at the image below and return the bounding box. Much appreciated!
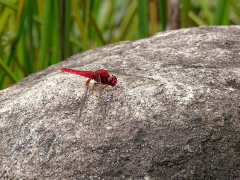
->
[1,26,240,179]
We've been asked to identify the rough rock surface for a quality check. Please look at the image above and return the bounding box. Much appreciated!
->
[1,26,240,179]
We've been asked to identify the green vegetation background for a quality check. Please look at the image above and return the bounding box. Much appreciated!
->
[0,0,239,89]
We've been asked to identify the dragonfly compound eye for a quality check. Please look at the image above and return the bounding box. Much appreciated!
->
[108,75,117,86]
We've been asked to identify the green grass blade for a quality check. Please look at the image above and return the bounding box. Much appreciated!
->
[16,32,27,78]
[71,0,84,42]
[25,1,34,74]
[0,57,19,83]
[97,0,112,31]
[137,0,148,38]
[84,0,90,49]
[188,11,206,26]
[51,0,61,64]
[89,11,107,46]
[80,0,106,47]
[64,0,71,59]
[0,0,42,25]
[0,0,17,10]
[0,0,31,85]
[158,0,167,31]
[180,0,191,28]
[89,0,101,45]
[197,0,213,24]
[222,1,230,25]
[0,8,10,35]
[231,0,240,17]
[124,14,138,40]
[230,0,240,24]
[114,0,137,42]
[213,0,230,25]
[70,35,84,49]
[39,0,54,70]
[149,1,158,35]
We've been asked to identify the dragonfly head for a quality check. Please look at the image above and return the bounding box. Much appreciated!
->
[108,75,117,86]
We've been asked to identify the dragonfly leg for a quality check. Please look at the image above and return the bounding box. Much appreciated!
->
[86,78,91,85]
[102,85,108,90]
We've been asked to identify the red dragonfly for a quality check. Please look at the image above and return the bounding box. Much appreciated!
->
[60,68,117,86]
